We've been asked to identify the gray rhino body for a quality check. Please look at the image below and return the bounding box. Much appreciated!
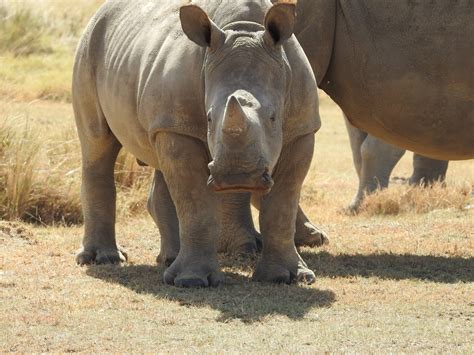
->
[345,117,449,211]
[73,0,320,286]
[295,0,474,160]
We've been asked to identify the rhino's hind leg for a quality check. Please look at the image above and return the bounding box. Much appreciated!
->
[294,206,329,247]
[409,154,449,186]
[218,193,261,256]
[349,134,405,212]
[156,133,223,287]
[251,196,327,248]
[75,131,126,265]
[147,170,180,266]
[253,134,315,285]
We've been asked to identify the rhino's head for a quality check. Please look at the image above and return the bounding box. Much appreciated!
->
[180,2,296,194]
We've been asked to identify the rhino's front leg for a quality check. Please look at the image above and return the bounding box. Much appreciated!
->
[156,132,223,288]
[253,134,316,285]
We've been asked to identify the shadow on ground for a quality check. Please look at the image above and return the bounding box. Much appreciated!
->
[86,263,335,323]
[302,251,474,283]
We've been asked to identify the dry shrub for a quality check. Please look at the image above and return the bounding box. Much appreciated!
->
[0,118,40,219]
[0,108,153,225]
[358,182,473,216]
[0,116,81,224]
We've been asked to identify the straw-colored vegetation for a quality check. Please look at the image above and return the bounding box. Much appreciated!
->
[359,182,472,216]
[0,0,100,101]
[1,1,473,352]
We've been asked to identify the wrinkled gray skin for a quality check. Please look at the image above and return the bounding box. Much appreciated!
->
[293,0,474,160]
[345,116,449,211]
[73,0,321,286]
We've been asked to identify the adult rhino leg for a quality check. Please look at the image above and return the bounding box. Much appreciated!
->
[218,193,262,256]
[350,135,405,212]
[344,114,368,179]
[147,170,180,266]
[294,206,329,247]
[409,154,449,186]
[253,134,315,285]
[156,132,222,288]
[74,124,126,265]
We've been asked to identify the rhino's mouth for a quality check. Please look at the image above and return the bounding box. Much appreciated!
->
[207,169,273,194]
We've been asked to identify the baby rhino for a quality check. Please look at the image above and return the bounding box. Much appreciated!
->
[73,0,320,287]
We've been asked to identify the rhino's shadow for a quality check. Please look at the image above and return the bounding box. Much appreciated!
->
[301,251,474,283]
[86,262,335,323]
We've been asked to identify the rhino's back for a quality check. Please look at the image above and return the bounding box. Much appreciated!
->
[323,0,474,159]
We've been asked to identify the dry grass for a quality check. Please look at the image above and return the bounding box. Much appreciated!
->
[0,101,151,224]
[1,1,473,352]
[359,182,473,216]
[0,0,102,102]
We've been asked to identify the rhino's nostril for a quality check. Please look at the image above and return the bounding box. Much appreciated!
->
[262,172,271,182]
[261,168,273,187]
[207,174,215,187]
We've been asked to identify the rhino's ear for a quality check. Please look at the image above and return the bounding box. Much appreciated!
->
[263,2,296,46]
[180,5,225,49]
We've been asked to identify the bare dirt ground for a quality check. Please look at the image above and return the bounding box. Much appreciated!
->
[1,97,473,352]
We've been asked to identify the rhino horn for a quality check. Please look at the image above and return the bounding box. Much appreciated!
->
[222,95,249,137]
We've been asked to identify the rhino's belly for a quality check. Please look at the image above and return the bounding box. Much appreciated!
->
[341,96,474,161]
[325,57,474,159]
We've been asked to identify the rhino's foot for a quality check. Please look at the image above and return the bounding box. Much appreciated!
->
[252,256,315,285]
[295,222,329,247]
[347,199,362,214]
[219,229,262,256]
[163,255,223,288]
[76,246,127,265]
[156,249,179,267]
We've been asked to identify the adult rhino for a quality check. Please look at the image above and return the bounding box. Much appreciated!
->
[345,117,449,211]
[73,0,320,286]
[217,0,473,253]
[293,0,474,160]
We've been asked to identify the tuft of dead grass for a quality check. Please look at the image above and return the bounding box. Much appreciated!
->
[0,116,41,220]
[114,152,152,219]
[0,103,151,225]
[358,182,473,216]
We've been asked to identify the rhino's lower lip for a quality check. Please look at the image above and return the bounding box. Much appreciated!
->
[212,185,272,194]
[207,172,273,194]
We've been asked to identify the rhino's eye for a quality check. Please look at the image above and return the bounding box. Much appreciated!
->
[207,111,212,123]
[269,116,276,122]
